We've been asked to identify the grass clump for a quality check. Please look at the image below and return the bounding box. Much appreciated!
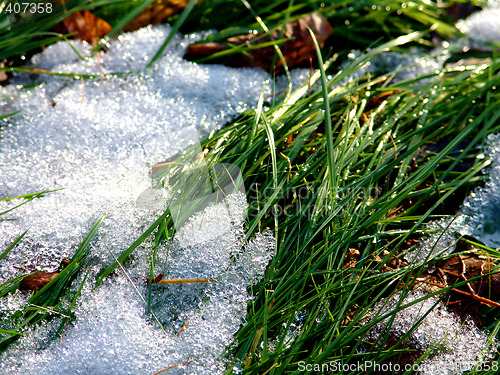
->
[1,0,500,373]
[0,214,104,350]
[196,50,500,373]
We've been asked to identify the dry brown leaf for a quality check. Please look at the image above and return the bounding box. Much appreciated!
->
[184,12,333,73]
[437,252,500,298]
[144,273,164,284]
[124,0,189,31]
[0,70,8,85]
[19,271,59,292]
[53,10,112,46]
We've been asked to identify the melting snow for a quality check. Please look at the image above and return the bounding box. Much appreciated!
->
[340,49,447,85]
[1,7,499,373]
[0,25,280,373]
[364,289,495,375]
[456,1,500,46]
[362,7,500,372]
[406,132,500,264]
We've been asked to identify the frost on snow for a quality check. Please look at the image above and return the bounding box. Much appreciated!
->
[0,25,280,374]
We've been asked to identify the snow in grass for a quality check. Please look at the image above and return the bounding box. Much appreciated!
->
[338,48,447,86]
[362,8,500,370]
[0,196,275,374]
[457,1,500,46]
[364,289,495,375]
[406,133,500,263]
[0,25,283,373]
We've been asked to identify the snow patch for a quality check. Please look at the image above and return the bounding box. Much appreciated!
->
[0,25,280,374]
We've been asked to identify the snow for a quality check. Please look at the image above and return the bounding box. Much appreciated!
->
[1,6,499,373]
[456,1,500,46]
[406,132,500,264]
[364,289,495,375]
[0,25,279,374]
[339,49,447,85]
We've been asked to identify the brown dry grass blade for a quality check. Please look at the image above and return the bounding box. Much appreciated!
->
[422,279,500,308]
[152,351,207,375]
[159,278,214,284]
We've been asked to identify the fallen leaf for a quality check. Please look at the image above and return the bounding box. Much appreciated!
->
[53,10,112,46]
[124,0,189,31]
[184,12,333,73]
[19,271,59,292]
[437,252,500,298]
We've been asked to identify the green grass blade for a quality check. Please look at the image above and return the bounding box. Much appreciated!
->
[0,230,28,262]
[147,0,197,67]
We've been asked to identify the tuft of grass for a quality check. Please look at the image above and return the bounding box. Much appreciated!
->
[190,47,500,374]
[92,36,500,372]
[2,0,500,373]
[0,214,105,350]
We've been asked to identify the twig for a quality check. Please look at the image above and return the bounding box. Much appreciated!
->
[152,351,207,375]
[160,278,214,284]
[421,280,500,308]
[177,318,189,337]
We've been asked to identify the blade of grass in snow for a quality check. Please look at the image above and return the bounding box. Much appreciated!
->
[92,0,157,55]
[95,210,169,287]
[0,230,28,262]
[0,213,105,350]
[147,0,197,67]
[104,243,167,334]
[1,190,61,217]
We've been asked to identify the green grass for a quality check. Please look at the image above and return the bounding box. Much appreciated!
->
[0,214,105,350]
[194,49,500,374]
[0,0,489,62]
[1,0,500,373]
